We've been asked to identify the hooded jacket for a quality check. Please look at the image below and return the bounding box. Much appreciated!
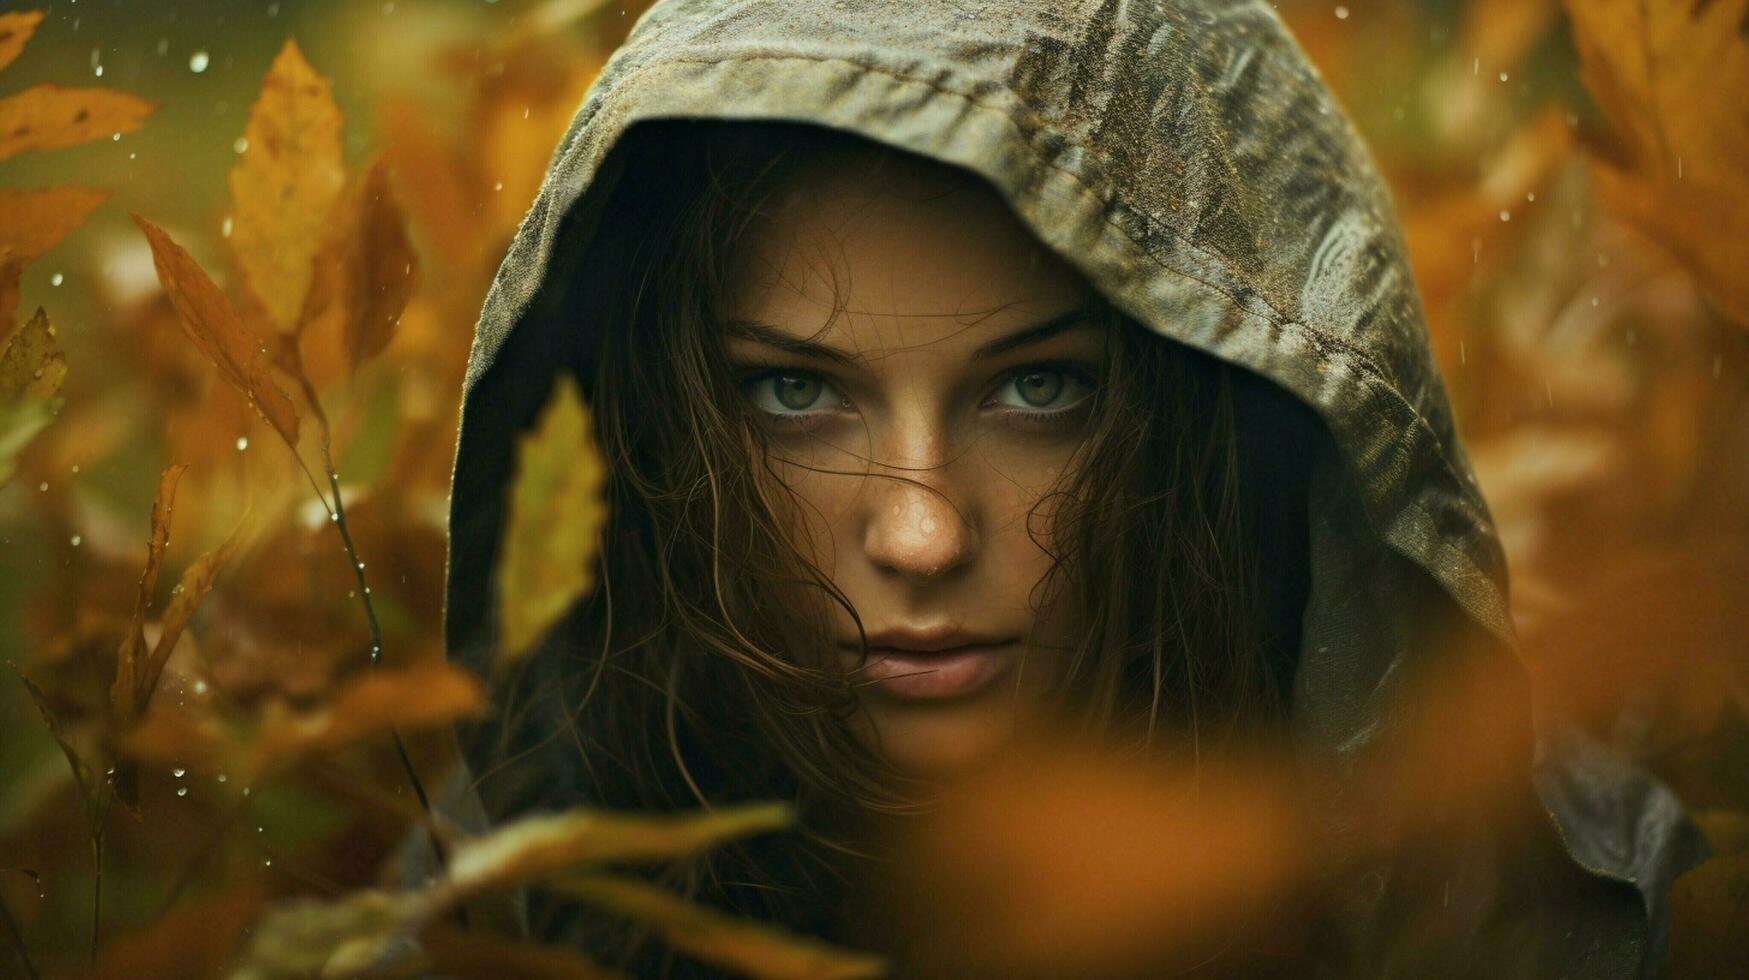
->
[440,1,1705,974]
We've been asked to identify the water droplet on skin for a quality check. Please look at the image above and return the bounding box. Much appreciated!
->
[50,272,64,286]
[235,436,248,451]
[189,50,210,73]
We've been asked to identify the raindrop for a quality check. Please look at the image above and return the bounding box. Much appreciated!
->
[111,132,120,141]
[94,65,103,77]
[242,786,253,797]
[193,679,209,695]
[38,482,48,492]
[494,181,504,191]
[356,561,365,570]
[1472,57,1479,77]
[233,136,249,154]
[1526,192,1536,203]
[267,2,280,16]
[50,273,63,286]
[70,465,79,474]
[70,535,82,547]
[348,590,356,599]
[236,435,249,451]
[172,767,186,778]
[1498,209,1511,222]
[189,50,210,73]
[1590,296,1600,307]
[363,586,371,595]
[216,773,228,783]
[262,858,273,867]
[330,511,340,523]
[1677,156,1684,180]
[1498,71,1509,82]
[176,786,189,797]
[222,216,234,238]
[1459,341,1467,365]
[156,37,170,56]
[256,826,265,834]
[1334,6,1349,19]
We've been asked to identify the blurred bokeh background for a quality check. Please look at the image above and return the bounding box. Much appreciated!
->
[2,0,1745,976]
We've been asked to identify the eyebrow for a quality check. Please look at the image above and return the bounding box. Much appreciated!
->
[723,301,1105,367]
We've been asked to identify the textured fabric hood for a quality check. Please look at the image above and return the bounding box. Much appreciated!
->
[441,0,1702,973]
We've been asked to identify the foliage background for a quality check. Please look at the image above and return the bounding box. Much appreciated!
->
[1,0,1744,976]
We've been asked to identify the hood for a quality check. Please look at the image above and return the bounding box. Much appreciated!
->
[441,0,1702,972]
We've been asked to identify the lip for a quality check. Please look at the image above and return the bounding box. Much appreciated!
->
[840,628,1018,700]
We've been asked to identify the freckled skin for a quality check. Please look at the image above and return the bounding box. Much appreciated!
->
[725,150,1101,779]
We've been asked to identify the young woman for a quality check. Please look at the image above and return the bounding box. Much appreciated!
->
[440,0,1700,974]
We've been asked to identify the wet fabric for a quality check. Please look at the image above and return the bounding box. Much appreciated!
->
[439,0,1704,974]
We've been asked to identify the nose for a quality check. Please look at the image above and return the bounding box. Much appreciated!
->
[862,472,980,581]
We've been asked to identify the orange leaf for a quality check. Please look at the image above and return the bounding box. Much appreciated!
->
[0,83,154,161]
[110,462,187,727]
[0,185,107,263]
[379,96,479,270]
[132,214,300,448]
[0,11,45,74]
[228,38,346,332]
[1565,0,1749,328]
[134,514,246,714]
[300,155,417,373]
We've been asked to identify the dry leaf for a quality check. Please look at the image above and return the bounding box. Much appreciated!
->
[1565,0,1749,328]
[496,374,607,667]
[121,660,485,784]
[554,874,887,980]
[111,462,188,726]
[443,803,794,900]
[229,39,347,333]
[0,186,107,263]
[132,214,301,447]
[133,511,244,718]
[231,889,432,980]
[0,306,65,399]
[0,10,45,74]
[0,83,154,161]
[300,155,417,374]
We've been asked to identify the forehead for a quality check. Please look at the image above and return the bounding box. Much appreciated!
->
[725,149,1092,351]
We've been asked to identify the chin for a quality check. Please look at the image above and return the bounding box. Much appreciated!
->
[855,697,1022,781]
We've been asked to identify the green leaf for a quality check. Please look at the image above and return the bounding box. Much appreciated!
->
[0,394,58,485]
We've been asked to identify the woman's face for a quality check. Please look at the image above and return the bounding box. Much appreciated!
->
[724,148,1102,779]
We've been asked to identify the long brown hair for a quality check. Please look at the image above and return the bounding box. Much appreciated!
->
[490,118,1314,974]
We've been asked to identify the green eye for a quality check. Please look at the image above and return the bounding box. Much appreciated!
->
[744,371,845,420]
[773,375,823,411]
[994,365,1093,412]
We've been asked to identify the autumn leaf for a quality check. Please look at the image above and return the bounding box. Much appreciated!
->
[554,874,888,980]
[120,660,485,784]
[230,889,433,980]
[134,517,247,714]
[0,186,107,263]
[443,803,794,900]
[132,214,301,448]
[1564,0,1749,328]
[0,83,154,161]
[110,462,188,727]
[300,155,417,374]
[229,39,347,333]
[0,11,45,74]
[496,374,608,667]
[0,305,64,399]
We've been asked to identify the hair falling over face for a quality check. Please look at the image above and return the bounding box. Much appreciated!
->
[488,119,1313,973]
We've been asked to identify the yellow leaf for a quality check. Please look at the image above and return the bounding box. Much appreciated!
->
[228,38,346,333]
[1565,0,1749,328]
[496,374,608,667]
[0,306,65,400]
[230,889,433,980]
[0,11,45,74]
[444,803,793,900]
[0,83,154,161]
[132,214,301,448]
[554,874,887,980]
[0,186,107,263]
[110,462,187,727]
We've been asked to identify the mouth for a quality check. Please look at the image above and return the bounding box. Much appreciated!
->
[842,640,1019,700]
